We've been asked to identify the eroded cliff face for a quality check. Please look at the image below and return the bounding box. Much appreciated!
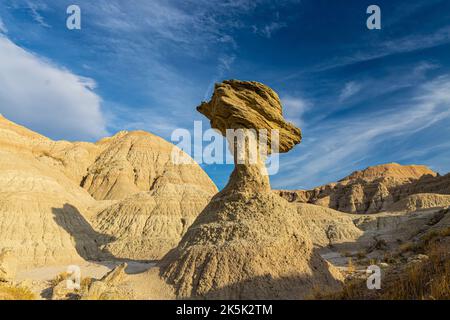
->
[278,163,450,214]
[160,80,343,299]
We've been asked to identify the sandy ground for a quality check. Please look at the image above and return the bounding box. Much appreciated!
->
[16,260,156,299]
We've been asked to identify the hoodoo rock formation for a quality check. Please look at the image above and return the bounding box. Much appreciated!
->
[159,80,343,299]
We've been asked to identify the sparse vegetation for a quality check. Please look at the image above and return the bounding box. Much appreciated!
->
[0,283,35,300]
[347,258,356,273]
[382,252,396,264]
[399,241,416,253]
[319,231,450,300]
[356,250,366,260]
[381,240,450,299]
[80,277,93,291]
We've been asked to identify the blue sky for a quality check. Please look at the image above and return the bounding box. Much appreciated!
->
[1,0,450,190]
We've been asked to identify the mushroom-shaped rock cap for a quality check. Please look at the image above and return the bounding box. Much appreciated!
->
[197,80,302,153]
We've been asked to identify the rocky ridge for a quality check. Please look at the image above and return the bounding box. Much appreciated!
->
[278,163,450,214]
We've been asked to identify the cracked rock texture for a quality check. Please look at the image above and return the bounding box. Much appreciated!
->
[197,79,301,153]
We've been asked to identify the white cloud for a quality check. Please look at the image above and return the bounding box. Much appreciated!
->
[339,81,362,102]
[273,75,450,189]
[253,22,287,38]
[0,17,7,34]
[0,36,107,140]
[281,96,310,127]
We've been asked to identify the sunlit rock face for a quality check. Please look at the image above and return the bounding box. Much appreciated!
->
[160,80,343,300]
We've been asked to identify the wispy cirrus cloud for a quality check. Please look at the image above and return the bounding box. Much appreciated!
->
[339,81,363,102]
[318,26,450,72]
[25,0,50,28]
[1,0,298,142]
[252,21,287,38]
[272,75,450,189]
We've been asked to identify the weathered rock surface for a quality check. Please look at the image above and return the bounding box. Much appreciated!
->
[86,131,218,260]
[160,80,343,299]
[0,148,103,268]
[278,163,450,214]
[0,248,16,283]
[294,203,363,247]
[0,114,217,267]
[197,80,301,153]
[386,193,450,212]
[94,177,214,260]
[80,263,133,300]
[81,130,217,200]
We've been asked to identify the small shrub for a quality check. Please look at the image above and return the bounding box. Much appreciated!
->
[347,258,356,273]
[356,251,366,259]
[399,242,415,253]
[439,227,450,237]
[80,277,93,292]
[383,252,396,264]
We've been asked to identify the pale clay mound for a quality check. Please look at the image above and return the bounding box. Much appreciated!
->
[93,176,214,260]
[82,130,217,260]
[294,203,363,247]
[159,80,344,299]
[386,193,450,212]
[82,130,217,200]
[0,114,217,268]
[0,151,103,268]
[278,163,450,214]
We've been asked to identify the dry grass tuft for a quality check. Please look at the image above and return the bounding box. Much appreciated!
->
[381,241,449,299]
[347,258,356,273]
[319,232,450,300]
[0,283,35,300]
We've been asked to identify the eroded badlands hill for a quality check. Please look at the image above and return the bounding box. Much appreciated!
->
[0,114,217,268]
